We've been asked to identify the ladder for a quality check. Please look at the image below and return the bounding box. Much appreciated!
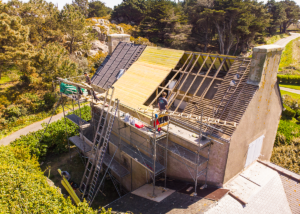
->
[79,87,115,200]
[86,99,119,204]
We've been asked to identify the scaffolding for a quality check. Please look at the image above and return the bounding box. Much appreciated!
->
[52,70,230,204]
[91,102,170,197]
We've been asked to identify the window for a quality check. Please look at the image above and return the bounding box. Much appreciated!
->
[244,135,264,168]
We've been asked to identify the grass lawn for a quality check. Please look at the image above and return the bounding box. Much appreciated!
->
[279,84,300,90]
[0,76,11,84]
[280,90,300,100]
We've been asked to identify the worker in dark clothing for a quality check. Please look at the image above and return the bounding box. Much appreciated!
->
[84,72,99,102]
[158,92,169,123]
[84,72,92,85]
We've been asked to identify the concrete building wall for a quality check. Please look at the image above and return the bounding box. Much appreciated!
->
[223,45,283,183]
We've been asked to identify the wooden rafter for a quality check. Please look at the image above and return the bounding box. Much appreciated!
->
[200,55,209,69]
[168,54,201,109]
[165,54,195,102]
[174,70,224,81]
[187,56,217,108]
[209,56,217,70]
[173,55,209,112]
[148,53,193,106]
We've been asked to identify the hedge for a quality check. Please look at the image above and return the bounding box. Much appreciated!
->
[282,104,296,119]
[0,146,98,213]
[277,75,300,84]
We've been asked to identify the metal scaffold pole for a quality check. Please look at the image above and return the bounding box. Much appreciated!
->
[164,117,170,190]
[61,93,71,160]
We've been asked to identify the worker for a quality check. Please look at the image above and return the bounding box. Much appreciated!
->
[61,171,71,181]
[84,72,92,85]
[84,72,99,102]
[158,92,169,123]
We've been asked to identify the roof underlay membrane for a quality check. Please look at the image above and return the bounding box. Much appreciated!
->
[111,46,184,109]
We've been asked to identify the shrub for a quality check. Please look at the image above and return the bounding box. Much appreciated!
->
[296,109,300,117]
[277,75,300,84]
[282,104,296,119]
[5,105,23,118]
[0,146,98,213]
[44,92,57,110]
[271,144,300,174]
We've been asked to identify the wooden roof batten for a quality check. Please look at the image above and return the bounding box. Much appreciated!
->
[142,50,253,140]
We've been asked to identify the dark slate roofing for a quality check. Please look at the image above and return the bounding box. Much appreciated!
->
[91,42,146,90]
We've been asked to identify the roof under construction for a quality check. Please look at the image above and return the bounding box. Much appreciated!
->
[91,42,258,140]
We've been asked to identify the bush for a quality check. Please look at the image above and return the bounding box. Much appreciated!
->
[277,75,300,84]
[271,144,300,174]
[0,146,98,213]
[282,104,296,119]
[44,92,57,110]
[4,105,26,118]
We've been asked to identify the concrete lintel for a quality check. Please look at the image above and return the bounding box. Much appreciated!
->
[108,34,131,38]
[252,45,284,53]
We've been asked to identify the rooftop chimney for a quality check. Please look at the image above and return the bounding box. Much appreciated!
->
[247,45,284,87]
[108,34,131,55]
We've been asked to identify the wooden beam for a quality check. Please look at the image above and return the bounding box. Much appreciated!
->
[200,55,209,69]
[57,77,92,90]
[209,56,217,70]
[174,70,224,81]
[168,54,201,109]
[189,56,218,107]
[149,53,193,106]
[200,58,226,100]
[174,55,208,112]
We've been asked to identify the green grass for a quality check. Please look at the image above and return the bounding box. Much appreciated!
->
[279,39,294,71]
[279,84,300,90]
[265,33,289,45]
[0,76,11,84]
[280,90,300,100]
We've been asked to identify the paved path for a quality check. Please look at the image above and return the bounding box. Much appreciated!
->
[274,33,300,47]
[280,87,300,94]
[0,108,77,146]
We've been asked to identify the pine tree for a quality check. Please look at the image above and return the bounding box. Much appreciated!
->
[0,13,36,80]
[4,0,62,46]
[60,4,93,54]
[73,0,89,17]
[88,1,111,18]
[35,42,77,83]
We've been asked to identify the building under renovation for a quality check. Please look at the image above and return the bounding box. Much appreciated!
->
[58,34,300,213]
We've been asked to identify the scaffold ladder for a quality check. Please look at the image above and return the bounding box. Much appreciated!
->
[86,99,119,204]
[79,87,115,200]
